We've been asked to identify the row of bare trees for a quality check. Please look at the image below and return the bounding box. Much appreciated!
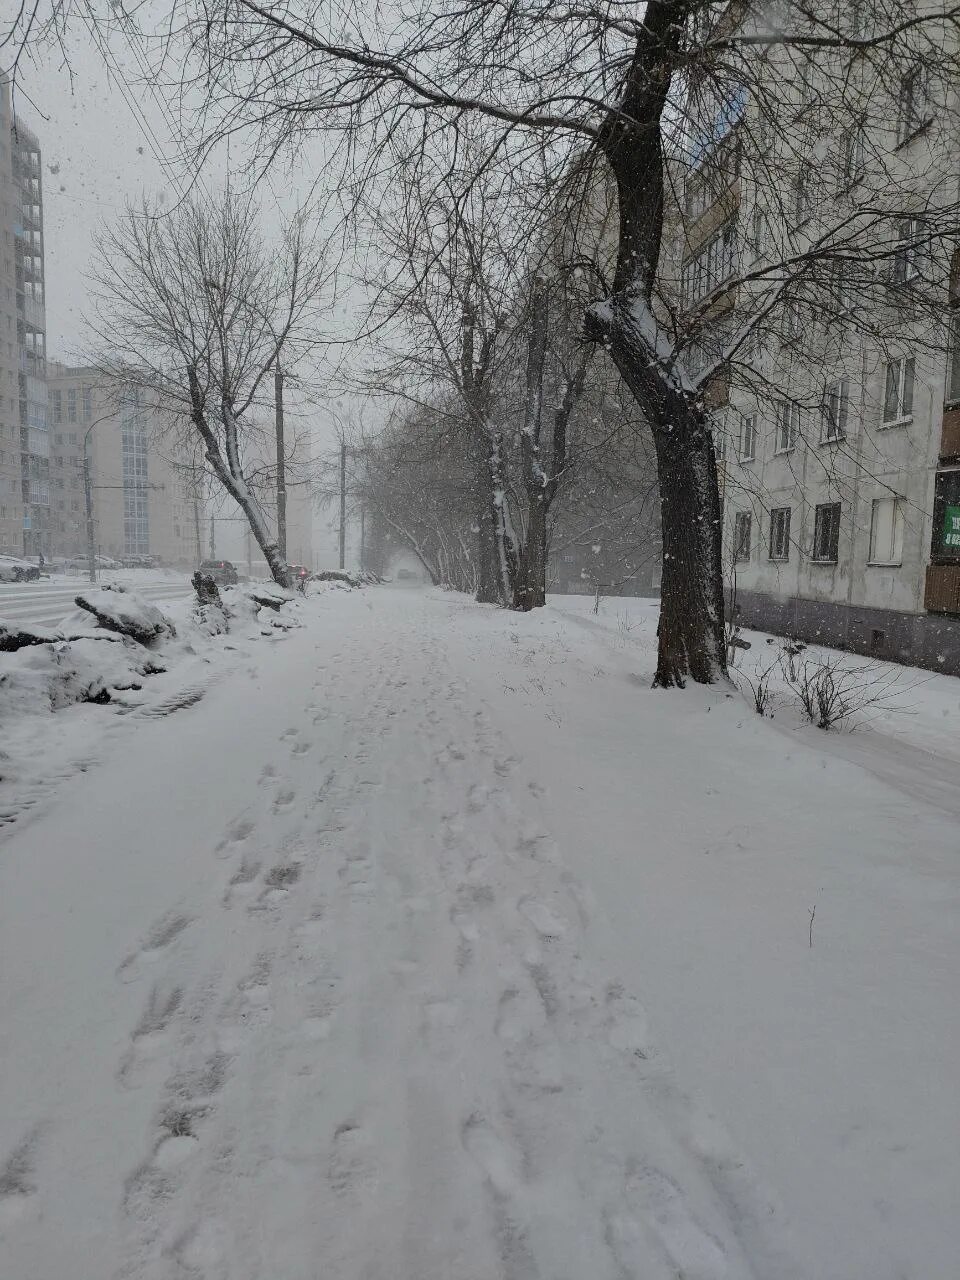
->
[12,0,960,683]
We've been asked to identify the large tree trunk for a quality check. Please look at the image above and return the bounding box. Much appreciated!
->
[586,294,726,687]
[516,494,547,610]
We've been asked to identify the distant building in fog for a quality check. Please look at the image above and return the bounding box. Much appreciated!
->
[46,363,205,565]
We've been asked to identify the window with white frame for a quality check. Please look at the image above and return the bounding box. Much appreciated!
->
[733,511,752,563]
[839,122,866,187]
[739,413,757,461]
[869,496,904,565]
[947,312,960,404]
[821,378,849,441]
[897,65,931,146]
[827,259,852,313]
[891,217,922,284]
[882,356,914,423]
[793,167,814,224]
[769,506,791,560]
[776,400,800,451]
[812,502,841,562]
[780,302,799,345]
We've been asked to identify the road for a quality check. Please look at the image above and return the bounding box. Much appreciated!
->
[0,576,194,629]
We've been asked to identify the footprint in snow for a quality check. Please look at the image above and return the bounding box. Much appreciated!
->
[0,1128,41,1228]
[519,898,567,939]
[117,913,192,982]
[118,983,184,1082]
[215,816,256,856]
[329,1122,377,1196]
[461,1114,523,1198]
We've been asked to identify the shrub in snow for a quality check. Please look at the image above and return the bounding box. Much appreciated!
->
[75,585,176,646]
[784,654,903,731]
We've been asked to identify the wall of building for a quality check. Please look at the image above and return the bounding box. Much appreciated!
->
[47,365,205,566]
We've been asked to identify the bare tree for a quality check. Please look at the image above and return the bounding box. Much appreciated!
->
[88,192,329,586]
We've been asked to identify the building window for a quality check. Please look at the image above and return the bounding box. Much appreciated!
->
[868,497,904,565]
[897,65,931,145]
[891,217,922,284]
[931,469,960,561]
[775,400,800,452]
[739,413,757,461]
[81,387,92,422]
[51,389,61,424]
[827,260,852,313]
[733,511,752,563]
[947,314,960,405]
[812,502,841,562]
[839,122,866,187]
[67,388,77,423]
[883,356,914,424]
[793,167,814,224]
[769,506,791,560]
[681,219,738,308]
[821,378,849,441]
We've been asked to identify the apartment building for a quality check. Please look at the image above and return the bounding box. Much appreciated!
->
[0,74,48,558]
[47,364,205,566]
[0,76,23,555]
[674,4,960,674]
[8,81,49,558]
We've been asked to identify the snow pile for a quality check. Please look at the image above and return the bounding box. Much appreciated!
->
[74,585,176,646]
[0,633,166,714]
[0,580,306,723]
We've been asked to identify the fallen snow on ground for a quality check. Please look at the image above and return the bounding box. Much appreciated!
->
[1,586,957,1280]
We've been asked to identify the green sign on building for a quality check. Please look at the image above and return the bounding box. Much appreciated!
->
[943,505,960,550]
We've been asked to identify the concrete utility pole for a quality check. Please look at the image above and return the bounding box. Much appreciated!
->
[339,441,347,571]
[209,514,216,559]
[82,422,99,584]
[193,495,202,567]
[275,362,287,560]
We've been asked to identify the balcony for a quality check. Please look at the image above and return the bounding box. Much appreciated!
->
[924,564,960,615]
[940,406,960,460]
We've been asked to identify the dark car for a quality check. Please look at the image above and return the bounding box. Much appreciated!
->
[199,559,239,586]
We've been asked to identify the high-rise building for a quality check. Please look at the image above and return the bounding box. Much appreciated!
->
[0,76,26,555]
[4,77,49,558]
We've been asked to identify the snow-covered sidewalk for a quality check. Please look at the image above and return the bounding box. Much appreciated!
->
[1,587,957,1279]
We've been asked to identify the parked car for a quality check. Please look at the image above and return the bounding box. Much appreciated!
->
[0,554,41,582]
[199,559,239,586]
[288,564,312,585]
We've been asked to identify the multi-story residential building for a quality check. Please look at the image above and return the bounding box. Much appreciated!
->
[0,76,24,555]
[8,82,49,558]
[671,6,960,675]
[47,363,206,566]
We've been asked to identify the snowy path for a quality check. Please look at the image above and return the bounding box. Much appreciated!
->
[2,588,958,1279]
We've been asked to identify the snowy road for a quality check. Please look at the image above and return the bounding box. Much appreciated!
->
[0,578,194,629]
[1,587,958,1279]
